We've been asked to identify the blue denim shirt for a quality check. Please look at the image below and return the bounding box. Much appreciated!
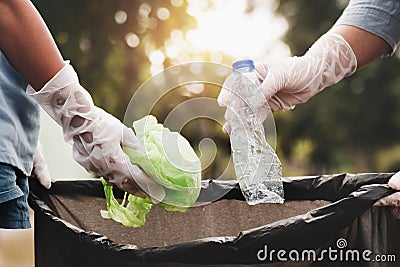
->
[336,0,400,54]
[0,50,40,176]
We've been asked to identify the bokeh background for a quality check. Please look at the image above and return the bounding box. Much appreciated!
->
[2,0,400,266]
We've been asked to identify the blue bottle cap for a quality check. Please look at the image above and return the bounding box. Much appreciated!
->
[232,59,255,71]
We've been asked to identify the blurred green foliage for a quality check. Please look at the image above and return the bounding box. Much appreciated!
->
[33,0,197,119]
[32,0,400,177]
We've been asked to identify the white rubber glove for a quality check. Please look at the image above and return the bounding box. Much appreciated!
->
[256,32,357,112]
[27,62,165,202]
[218,32,357,134]
[375,172,400,218]
[30,141,52,189]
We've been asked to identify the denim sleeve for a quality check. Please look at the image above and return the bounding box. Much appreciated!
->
[335,0,400,54]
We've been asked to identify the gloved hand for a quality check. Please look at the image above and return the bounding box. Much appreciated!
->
[30,140,52,189]
[375,171,400,219]
[218,32,357,134]
[27,62,165,202]
[256,32,357,112]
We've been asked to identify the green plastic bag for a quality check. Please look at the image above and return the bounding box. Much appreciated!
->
[100,178,153,227]
[101,115,201,227]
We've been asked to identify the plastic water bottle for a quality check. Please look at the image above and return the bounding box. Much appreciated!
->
[223,59,284,204]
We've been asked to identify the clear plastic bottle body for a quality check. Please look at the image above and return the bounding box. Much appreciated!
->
[223,60,284,204]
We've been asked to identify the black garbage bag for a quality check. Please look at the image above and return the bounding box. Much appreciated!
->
[28,173,400,266]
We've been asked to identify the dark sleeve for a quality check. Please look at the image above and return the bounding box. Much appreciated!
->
[335,0,400,54]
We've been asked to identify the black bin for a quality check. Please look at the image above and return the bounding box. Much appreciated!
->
[29,173,400,266]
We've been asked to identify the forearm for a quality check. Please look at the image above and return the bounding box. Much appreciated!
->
[330,25,392,70]
[0,0,64,90]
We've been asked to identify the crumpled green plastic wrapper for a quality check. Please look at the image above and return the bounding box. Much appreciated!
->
[100,178,153,227]
[101,115,201,227]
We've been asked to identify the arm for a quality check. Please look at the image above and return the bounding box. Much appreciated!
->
[330,25,391,70]
[249,0,400,112]
[0,0,165,200]
[0,0,64,89]
[251,24,395,112]
[218,25,392,119]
